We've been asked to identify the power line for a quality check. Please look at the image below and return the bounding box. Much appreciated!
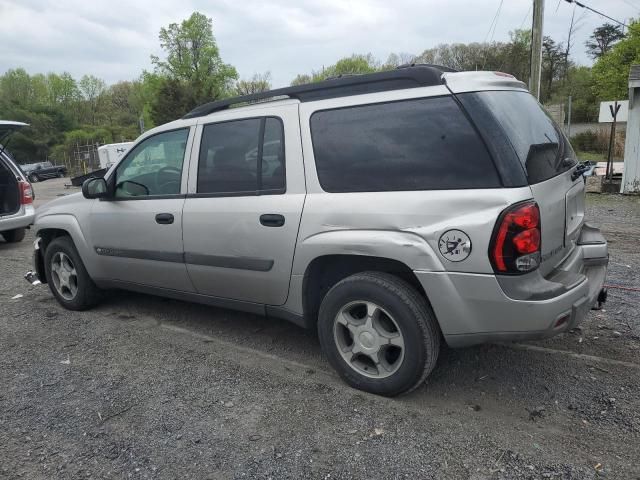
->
[563,0,629,27]
[489,0,504,42]
[483,0,505,44]
[520,3,533,29]
[619,0,640,12]
[482,0,504,69]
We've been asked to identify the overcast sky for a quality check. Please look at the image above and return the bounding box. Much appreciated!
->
[0,0,638,88]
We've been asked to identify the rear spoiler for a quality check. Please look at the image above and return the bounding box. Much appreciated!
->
[442,71,527,94]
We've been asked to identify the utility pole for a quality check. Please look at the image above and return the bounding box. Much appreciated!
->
[529,0,545,100]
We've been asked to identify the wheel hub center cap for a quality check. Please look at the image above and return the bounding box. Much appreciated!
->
[358,331,376,349]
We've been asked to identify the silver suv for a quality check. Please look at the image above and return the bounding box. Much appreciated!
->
[31,66,608,396]
[1,121,35,243]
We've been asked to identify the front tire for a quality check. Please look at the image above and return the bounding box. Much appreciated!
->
[318,272,440,397]
[1,228,26,243]
[29,174,39,183]
[44,236,102,310]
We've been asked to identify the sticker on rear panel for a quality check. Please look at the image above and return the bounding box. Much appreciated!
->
[438,230,472,262]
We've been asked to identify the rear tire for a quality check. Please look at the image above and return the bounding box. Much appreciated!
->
[317,271,440,397]
[1,228,26,243]
[57,171,64,178]
[44,236,102,310]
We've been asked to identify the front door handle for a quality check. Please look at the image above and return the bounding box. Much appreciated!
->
[260,214,285,227]
[155,213,174,225]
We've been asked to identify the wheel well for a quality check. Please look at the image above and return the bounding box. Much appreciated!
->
[302,255,427,328]
[39,228,71,251]
[35,229,72,284]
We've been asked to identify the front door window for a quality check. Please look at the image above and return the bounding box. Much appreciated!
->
[115,129,189,197]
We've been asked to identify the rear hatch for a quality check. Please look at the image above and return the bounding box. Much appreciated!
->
[0,121,29,151]
[0,121,32,217]
[456,89,584,275]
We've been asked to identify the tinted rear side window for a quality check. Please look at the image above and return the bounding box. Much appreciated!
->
[310,96,501,193]
[459,91,576,185]
[197,117,285,195]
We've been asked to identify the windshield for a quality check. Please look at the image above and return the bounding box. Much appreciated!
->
[459,90,577,185]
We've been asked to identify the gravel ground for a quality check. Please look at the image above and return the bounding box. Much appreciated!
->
[1,178,639,479]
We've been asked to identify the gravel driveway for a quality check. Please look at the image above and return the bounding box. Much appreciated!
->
[1,178,639,479]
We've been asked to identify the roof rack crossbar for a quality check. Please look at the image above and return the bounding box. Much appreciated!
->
[182,65,455,119]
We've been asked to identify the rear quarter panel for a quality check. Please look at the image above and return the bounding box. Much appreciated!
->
[292,188,534,276]
[295,88,534,276]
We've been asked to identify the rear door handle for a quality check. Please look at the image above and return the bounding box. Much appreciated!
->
[260,214,285,227]
[155,213,174,225]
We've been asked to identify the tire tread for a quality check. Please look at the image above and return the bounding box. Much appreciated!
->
[319,271,440,396]
[44,236,102,310]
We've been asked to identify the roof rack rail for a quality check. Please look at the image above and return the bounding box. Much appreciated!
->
[182,65,452,119]
[396,63,458,73]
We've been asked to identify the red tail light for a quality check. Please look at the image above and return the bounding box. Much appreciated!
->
[489,201,541,274]
[19,181,33,205]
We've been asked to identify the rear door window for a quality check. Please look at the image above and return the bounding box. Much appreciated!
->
[197,117,285,195]
[309,96,501,192]
[458,91,577,185]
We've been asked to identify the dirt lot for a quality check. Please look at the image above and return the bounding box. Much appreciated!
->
[1,178,639,479]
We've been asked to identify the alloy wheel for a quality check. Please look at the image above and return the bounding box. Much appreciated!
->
[333,300,405,379]
[50,252,78,300]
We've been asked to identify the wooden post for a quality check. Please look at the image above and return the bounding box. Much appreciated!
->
[529,0,544,100]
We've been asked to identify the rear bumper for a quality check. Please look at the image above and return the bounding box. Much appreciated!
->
[416,224,608,348]
[0,205,35,232]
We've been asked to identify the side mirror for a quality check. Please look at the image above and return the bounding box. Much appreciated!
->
[82,177,108,199]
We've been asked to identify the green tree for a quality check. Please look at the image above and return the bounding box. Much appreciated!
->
[328,54,379,77]
[0,68,36,106]
[413,29,531,80]
[151,12,237,104]
[46,72,80,109]
[235,72,271,96]
[592,21,640,100]
[501,29,532,82]
[542,37,565,101]
[586,23,625,59]
[290,53,380,85]
[78,74,106,124]
[149,77,197,125]
[382,52,416,69]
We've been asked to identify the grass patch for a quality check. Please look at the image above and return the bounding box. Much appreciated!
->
[576,151,623,162]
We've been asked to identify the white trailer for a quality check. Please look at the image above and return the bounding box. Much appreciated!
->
[97,142,133,169]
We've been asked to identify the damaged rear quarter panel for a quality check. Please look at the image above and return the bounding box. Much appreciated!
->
[292,188,534,275]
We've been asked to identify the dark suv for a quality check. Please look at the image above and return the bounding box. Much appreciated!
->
[22,161,67,182]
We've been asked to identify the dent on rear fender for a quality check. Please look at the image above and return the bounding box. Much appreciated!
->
[295,229,445,273]
[295,188,534,275]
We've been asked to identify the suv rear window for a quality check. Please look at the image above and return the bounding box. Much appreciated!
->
[310,96,501,193]
[458,91,576,185]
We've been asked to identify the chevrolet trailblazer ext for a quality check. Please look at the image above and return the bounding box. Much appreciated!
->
[30,66,608,396]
